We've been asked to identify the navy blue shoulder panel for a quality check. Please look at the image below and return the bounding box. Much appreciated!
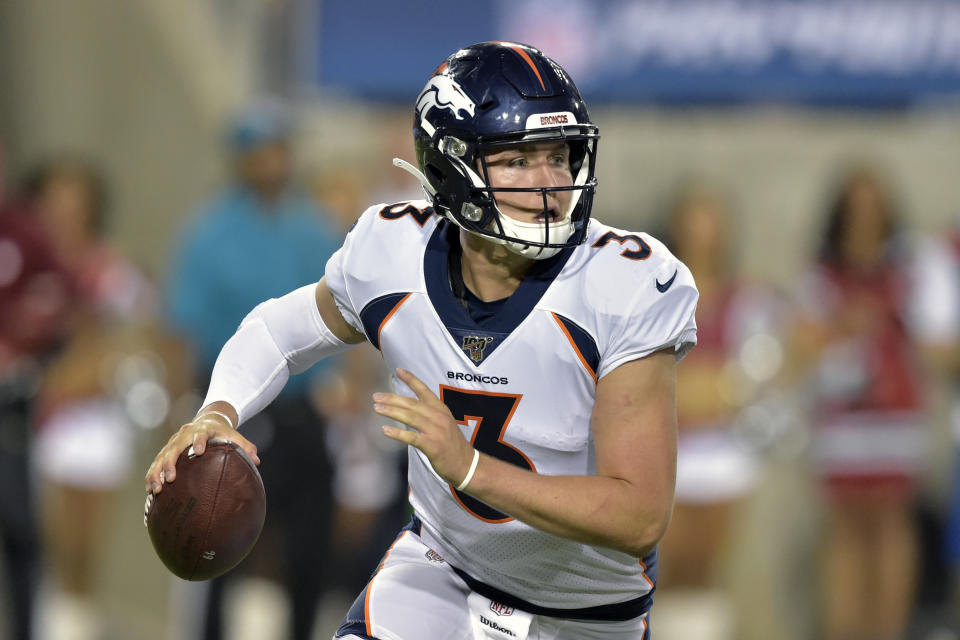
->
[553,314,600,380]
[359,292,411,350]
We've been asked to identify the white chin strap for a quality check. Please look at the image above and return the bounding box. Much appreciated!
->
[493,216,573,260]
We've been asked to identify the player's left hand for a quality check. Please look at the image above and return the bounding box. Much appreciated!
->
[374,368,475,487]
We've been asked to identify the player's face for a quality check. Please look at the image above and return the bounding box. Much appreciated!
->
[483,142,573,223]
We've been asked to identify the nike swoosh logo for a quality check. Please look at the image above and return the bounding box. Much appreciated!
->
[656,269,678,293]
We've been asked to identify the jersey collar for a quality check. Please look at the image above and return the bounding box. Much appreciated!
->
[424,220,573,366]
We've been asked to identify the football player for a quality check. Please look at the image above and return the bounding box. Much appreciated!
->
[146,42,699,639]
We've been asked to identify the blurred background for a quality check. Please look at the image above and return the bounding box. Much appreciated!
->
[2,1,960,639]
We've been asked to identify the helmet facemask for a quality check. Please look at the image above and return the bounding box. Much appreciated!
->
[474,132,597,259]
[402,124,599,260]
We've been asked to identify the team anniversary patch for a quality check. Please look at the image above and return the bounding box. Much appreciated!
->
[461,335,494,362]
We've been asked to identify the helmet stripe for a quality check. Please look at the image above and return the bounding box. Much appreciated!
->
[503,44,546,91]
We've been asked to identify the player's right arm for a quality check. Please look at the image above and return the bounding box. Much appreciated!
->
[144,277,365,494]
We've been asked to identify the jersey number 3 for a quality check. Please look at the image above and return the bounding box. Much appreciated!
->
[439,386,535,523]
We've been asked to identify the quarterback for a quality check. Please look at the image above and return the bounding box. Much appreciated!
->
[146,42,698,639]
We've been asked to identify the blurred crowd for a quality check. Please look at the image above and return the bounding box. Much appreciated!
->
[2,98,960,640]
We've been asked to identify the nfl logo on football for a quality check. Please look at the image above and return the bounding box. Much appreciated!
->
[489,601,514,617]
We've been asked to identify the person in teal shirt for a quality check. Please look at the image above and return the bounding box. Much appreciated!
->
[166,100,342,640]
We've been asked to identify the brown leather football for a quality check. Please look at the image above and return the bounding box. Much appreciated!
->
[144,439,266,581]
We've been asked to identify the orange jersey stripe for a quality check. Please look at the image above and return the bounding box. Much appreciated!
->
[552,313,597,384]
[365,530,409,636]
[638,557,655,590]
[377,293,412,348]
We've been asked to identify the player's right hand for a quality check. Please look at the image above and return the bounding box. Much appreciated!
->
[144,413,260,495]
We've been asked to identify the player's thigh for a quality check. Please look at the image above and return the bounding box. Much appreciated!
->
[534,612,650,640]
[335,530,471,640]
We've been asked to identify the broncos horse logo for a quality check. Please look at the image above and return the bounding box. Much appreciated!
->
[416,76,476,124]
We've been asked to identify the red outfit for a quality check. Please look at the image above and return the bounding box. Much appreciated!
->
[806,260,925,497]
[0,203,73,370]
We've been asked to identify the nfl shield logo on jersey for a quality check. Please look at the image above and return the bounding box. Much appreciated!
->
[461,336,494,363]
[489,601,514,617]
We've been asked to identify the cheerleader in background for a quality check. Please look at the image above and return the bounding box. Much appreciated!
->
[656,182,783,640]
[791,165,926,640]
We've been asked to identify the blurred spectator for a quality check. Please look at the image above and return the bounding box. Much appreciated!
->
[23,157,188,640]
[367,113,421,206]
[910,213,960,627]
[310,166,368,232]
[791,165,926,640]
[654,182,781,640]
[166,99,342,640]
[0,166,74,640]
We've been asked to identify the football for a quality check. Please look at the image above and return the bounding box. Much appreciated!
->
[144,439,266,581]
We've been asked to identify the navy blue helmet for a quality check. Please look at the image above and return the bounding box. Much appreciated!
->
[397,41,599,259]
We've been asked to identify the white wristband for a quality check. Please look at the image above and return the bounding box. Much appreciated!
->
[198,410,235,429]
[456,449,480,492]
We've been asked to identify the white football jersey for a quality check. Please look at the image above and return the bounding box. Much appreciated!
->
[326,200,698,616]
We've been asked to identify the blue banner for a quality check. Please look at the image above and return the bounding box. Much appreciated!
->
[313,0,960,106]
[316,1,496,102]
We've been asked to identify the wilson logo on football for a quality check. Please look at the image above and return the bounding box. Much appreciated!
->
[416,76,476,123]
[489,601,514,617]
[461,335,494,363]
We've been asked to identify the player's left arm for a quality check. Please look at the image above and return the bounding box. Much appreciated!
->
[378,350,677,558]
[475,350,676,557]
